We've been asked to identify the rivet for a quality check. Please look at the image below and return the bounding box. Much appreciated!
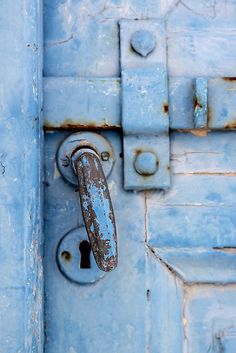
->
[61,251,72,261]
[101,151,110,161]
[61,156,70,167]
[130,30,156,57]
[134,152,158,176]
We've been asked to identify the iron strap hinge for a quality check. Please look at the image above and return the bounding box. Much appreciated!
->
[119,19,170,191]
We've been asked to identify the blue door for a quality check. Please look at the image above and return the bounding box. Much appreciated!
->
[42,1,236,353]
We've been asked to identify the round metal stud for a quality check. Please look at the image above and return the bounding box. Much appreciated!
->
[56,227,106,285]
[134,151,159,176]
[57,132,114,185]
[130,30,156,57]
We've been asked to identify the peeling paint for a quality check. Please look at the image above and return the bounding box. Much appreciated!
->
[75,150,117,271]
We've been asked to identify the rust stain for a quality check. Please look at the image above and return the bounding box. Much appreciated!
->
[224,118,236,129]
[61,251,72,261]
[193,96,203,110]
[223,77,236,82]
[195,101,203,110]
[190,129,209,137]
[135,149,142,155]
[207,104,212,128]
[44,119,121,131]
[176,129,210,136]
[134,148,156,156]
[162,102,169,114]
[213,247,236,254]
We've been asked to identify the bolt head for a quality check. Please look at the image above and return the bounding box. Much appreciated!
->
[130,30,156,57]
[61,156,70,167]
[101,151,110,161]
[134,152,158,176]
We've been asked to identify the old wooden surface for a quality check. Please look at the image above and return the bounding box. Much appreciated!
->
[0,1,43,352]
[42,1,236,352]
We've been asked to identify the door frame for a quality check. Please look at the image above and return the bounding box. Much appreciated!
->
[0,1,44,352]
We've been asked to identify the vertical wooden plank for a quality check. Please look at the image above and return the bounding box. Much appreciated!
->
[0,0,43,352]
[147,249,184,353]
[44,132,148,353]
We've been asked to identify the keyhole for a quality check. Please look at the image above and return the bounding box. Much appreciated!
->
[79,240,91,269]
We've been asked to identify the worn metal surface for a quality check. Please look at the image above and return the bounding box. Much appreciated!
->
[74,148,117,272]
[119,19,170,190]
[44,77,236,131]
[43,78,121,130]
[56,227,106,284]
[57,132,114,185]
[170,77,236,130]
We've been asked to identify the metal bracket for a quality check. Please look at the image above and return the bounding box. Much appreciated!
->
[119,19,170,191]
[43,22,236,192]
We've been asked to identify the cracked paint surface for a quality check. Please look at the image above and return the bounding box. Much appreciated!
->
[43,2,236,353]
[44,0,236,77]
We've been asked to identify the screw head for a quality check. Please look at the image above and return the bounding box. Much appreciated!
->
[134,152,158,176]
[130,30,156,57]
[101,151,110,161]
[61,156,70,167]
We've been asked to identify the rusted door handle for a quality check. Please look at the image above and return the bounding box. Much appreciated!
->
[71,148,118,272]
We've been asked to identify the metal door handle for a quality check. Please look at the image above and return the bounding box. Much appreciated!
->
[71,147,118,272]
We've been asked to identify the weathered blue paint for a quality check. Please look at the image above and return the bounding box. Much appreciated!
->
[44,1,236,78]
[134,151,159,176]
[130,30,157,57]
[120,20,170,190]
[43,1,236,353]
[2,0,236,351]
[170,78,236,130]
[148,131,236,284]
[0,0,43,352]
[184,286,236,352]
[43,78,121,129]
[44,132,149,353]
[44,77,236,131]
[56,227,106,284]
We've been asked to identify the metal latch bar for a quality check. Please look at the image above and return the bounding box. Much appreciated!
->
[43,77,236,131]
[119,19,170,190]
